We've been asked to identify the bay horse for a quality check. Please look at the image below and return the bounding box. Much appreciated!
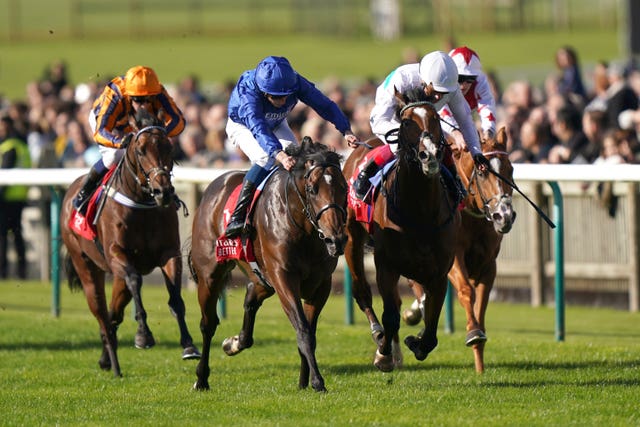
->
[189,137,348,392]
[60,109,200,378]
[403,127,516,373]
[342,87,459,372]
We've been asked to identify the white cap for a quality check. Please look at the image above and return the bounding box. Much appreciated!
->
[419,51,459,92]
[449,46,482,77]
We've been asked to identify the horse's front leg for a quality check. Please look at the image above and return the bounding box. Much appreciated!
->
[405,276,448,361]
[222,279,275,356]
[108,246,154,349]
[296,276,331,391]
[160,255,201,360]
[273,271,327,392]
[449,256,487,347]
[468,265,496,373]
[373,268,401,372]
[344,217,383,344]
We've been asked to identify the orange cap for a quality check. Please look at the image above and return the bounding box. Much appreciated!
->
[124,66,162,96]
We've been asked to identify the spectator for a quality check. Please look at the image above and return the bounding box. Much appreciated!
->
[548,104,596,164]
[0,115,32,279]
[510,117,555,164]
[553,46,587,105]
[604,62,638,130]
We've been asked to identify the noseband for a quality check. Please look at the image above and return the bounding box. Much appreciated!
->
[287,162,346,240]
[124,125,172,198]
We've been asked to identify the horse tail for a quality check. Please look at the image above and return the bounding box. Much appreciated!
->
[183,236,198,283]
[187,250,198,283]
[64,253,83,292]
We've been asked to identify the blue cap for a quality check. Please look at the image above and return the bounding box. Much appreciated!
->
[255,56,298,96]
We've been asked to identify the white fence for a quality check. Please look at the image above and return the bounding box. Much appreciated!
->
[2,164,640,314]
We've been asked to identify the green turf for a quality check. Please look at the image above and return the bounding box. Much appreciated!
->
[1,29,621,102]
[0,279,638,426]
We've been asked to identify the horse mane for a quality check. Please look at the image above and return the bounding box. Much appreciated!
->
[285,136,343,173]
[395,86,434,117]
[134,108,163,130]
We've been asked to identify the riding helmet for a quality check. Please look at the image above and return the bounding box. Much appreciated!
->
[449,46,482,78]
[419,51,459,93]
[124,65,162,96]
[254,56,298,96]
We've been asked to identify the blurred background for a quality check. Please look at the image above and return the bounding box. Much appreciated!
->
[2,0,640,311]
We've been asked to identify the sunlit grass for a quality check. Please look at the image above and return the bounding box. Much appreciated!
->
[1,280,638,426]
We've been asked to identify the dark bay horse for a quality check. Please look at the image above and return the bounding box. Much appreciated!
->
[61,110,199,378]
[342,88,459,372]
[189,137,348,392]
[403,127,516,373]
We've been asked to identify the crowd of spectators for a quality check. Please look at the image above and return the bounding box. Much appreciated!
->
[2,47,640,174]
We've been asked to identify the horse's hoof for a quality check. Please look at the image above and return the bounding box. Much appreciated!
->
[374,349,395,372]
[401,307,421,326]
[465,329,487,347]
[404,335,427,361]
[98,359,111,371]
[193,380,210,391]
[182,346,201,360]
[222,336,243,356]
[134,333,155,349]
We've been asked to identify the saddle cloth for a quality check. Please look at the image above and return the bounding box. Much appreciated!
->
[347,147,397,234]
[215,168,278,263]
[69,168,117,241]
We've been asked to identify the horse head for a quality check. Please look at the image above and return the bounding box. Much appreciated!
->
[288,137,348,257]
[394,87,444,177]
[458,127,516,233]
[125,109,176,207]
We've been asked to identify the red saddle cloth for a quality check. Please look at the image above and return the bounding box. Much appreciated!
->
[347,146,394,234]
[215,184,261,263]
[69,168,117,241]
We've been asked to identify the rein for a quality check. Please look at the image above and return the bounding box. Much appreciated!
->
[465,150,510,220]
[122,126,172,200]
[286,162,346,240]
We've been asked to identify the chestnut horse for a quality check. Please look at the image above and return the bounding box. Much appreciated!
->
[403,127,516,373]
[61,110,199,378]
[189,137,348,392]
[342,88,459,372]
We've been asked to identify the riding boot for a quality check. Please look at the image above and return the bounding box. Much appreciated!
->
[224,180,257,239]
[353,160,380,201]
[73,165,107,211]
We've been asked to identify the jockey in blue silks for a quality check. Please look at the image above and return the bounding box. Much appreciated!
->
[224,55,357,238]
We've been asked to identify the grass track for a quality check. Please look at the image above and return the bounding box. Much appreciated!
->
[0,280,638,426]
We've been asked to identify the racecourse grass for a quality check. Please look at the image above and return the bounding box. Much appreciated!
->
[1,280,638,426]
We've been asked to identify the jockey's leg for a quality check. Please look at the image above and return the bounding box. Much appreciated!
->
[353,144,395,200]
[224,164,268,239]
[73,158,108,211]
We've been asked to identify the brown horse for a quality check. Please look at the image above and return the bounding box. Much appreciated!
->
[342,87,460,372]
[403,127,516,373]
[61,109,200,378]
[189,137,348,392]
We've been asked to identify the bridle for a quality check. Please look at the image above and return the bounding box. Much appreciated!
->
[123,125,173,199]
[286,162,347,242]
[464,149,511,221]
[397,101,446,164]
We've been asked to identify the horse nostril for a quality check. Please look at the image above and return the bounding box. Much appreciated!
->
[418,151,428,161]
